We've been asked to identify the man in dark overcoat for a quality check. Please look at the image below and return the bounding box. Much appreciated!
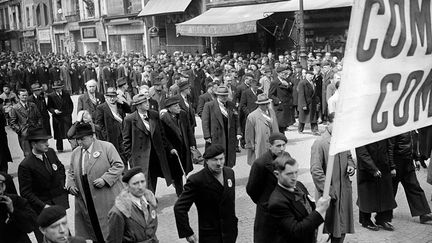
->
[161,96,197,196]
[297,71,320,135]
[269,66,295,133]
[35,62,51,91]
[321,61,334,122]
[246,133,288,243]
[18,127,69,242]
[48,62,61,89]
[197,81,217,117]
[82,62,98,84]
[77,79,105,121]
[47,81,73,152]
[176,80,196,128]
[28,83,51,135]
[69,62,81,94]
[356,139,397,231]
[0,109,12,172]
[174,144,238,243]
[123,93,174,193]
[202,86,241,168]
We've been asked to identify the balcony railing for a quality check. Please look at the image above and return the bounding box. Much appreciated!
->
[65,10,80,22]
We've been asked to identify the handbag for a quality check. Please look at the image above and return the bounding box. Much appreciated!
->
[191,147,204,165]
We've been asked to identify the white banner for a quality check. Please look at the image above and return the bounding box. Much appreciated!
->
[330,0,432,155]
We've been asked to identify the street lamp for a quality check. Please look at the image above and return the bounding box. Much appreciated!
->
[296,0,307,68]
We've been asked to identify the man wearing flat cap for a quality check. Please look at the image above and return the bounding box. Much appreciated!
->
[269,66,295,133]
[160,96,197,196]
[38,205,87,243]
[107,167,158,243]
[67,122,124,242]
[123,93,174,194]
[246,132,290,243]
[297,70,320,135]
[174,144,238,243]
[0,172,37,243]
[18,127,69,242]
[202,86,241,168]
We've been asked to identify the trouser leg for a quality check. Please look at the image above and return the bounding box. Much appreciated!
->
[298,123,305,132]
[279,126,286,133]
[311,123,318,132]
[401,170,431,216]
[173,177,184,197]
[331,234,346,243]
[375,210,393,223]
[359,211,372,224]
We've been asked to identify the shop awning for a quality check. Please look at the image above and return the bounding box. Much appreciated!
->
[176,0,353,37]
[138,0,192,17]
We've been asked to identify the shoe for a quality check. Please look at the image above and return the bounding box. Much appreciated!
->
[376,221,394,231]
[361,222,379,231]
[420,213,432,224]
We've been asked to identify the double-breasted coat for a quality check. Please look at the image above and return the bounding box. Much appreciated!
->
[77,92,105,120]
[246,150,281,243]
[28,93,51,135]
[123,110,173,187]
[245,108,279,165]
[160,110,196,178]
[67,139,124,241]
[297,79,319,124]
[269,76,295,127]
[95,102,130,162]
[355,140,397,213]
[174,166,238,243]
[310,128,355,237]
[202,100,241,168]
[18,148,69,214]
[47,91,73,140]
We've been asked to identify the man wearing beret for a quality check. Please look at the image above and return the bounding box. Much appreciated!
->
[18,127,69,242]
[160,96,197,196]
[67,123,124,242]
[38,206,87,243]
[107,167,158,243]
[123,93,174,193]
[0,172,37,243]
[174,144,238,243]
[246,132,289,243]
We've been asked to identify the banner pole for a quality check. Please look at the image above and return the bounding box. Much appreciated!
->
[317,154,335,242]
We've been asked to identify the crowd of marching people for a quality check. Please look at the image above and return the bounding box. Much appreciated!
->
[0,49,431,243]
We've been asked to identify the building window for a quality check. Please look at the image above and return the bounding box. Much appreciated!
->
[36,5,41,26]
[124,0,132,14]
[82,27,96,38]
[43,4,49,25]
[26,7,30,27]
[83,0,95,18]
[0,9,4,29]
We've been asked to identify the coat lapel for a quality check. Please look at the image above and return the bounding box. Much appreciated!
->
[133,111,148,134]
[213,101,225,128]
[165,114,182,141]
[129,204,149,230]
[87,140,102,173]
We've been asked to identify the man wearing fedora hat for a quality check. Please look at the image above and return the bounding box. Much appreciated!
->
[29,83,51,136]
[18,127,69,242]
[67,122,124,242]
[175,80,196,129]
[298,70,320,135]
[123,93,174,193]
[116,77,132,106]
[10,88,43,157]
[47,81,73,152]
[95,87,131,164]
[245,93,279,165]
[202,85,241,168]
[160,96,197,196]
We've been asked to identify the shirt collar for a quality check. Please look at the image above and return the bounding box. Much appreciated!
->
[138,111,148,119]
[20,101,27,107]
[32,150,44,161]
[82,142,94,154]
[130,193,149,207]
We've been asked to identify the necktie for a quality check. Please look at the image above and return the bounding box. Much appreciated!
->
[43,154,52,175]
[140,198,149,222]
[219,103,228,118]
[82,150,90,175]
[142,116,150,131]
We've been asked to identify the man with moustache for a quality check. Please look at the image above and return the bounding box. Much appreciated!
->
[174,144,238,243]
[246,132,289,242]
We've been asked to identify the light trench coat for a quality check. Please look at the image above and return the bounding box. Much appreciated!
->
[245,107,279,165]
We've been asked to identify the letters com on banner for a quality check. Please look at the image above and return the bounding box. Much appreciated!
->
[330,0,432,155]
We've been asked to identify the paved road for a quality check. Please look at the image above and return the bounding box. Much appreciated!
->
[5,95,432,243]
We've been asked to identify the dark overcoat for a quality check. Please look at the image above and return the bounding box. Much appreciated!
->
[239,88,259,117]
[18,148,69,214]
[321,70,334,114]
[177,94,196,128]
[355,140,397,213]
[174,166,238,243]
[202,100,240,168]
[28,93,51,135]
[47,91,73,140]
[269,76,295,127]
[49,67,61,83]
[160,110,196,177]
[297,79,319,124]
[123,110,173,186]
[196,92,213,117]
[246,150,280,243]
[96,102,130,162]
[83,67,98,83]
[0,109,12,171]
[70,68,81,93]
[36,66,51,86]
[77,92,105,120]
[268,182,323,243]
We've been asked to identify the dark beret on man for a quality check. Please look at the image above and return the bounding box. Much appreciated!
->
[37,205,67,228]
[122,167,144,183]
[269,132,288,144]
[203,144,225,159]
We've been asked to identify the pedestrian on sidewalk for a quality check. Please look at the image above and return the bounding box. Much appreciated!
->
[246,132,289,242]
[388,131,432,224]
[310,112,355,243]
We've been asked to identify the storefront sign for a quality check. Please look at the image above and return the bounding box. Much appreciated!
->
[23,30,35,37]
[82,27,96,38]
[330,0,432,155]
[177,21,256,37]
[38,29,51,42]
[107,24,144,35]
